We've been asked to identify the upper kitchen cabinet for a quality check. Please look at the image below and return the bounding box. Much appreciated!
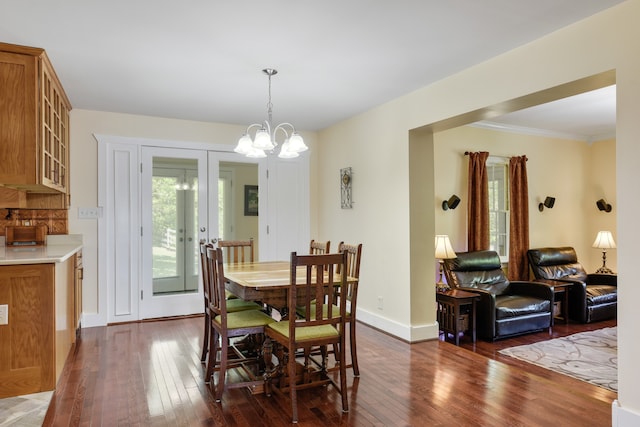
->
[0,42,72,208]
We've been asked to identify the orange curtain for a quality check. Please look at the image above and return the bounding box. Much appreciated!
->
[508,155,529,281]
[467,151,489,251]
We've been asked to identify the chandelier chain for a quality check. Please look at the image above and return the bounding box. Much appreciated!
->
[267,71,273,127]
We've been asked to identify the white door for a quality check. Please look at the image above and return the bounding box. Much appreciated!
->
[140,147,211,319]
[96,134,310,326]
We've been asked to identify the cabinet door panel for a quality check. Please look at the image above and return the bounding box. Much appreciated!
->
[0,51,38,185]
[0,264,55,398]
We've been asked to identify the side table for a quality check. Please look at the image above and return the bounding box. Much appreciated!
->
[436,289,480,345]
[534,279,571,325]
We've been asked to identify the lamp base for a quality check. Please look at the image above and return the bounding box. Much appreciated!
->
[594,266,615,275]
[436,281,450,292]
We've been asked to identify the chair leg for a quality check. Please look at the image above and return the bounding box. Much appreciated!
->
[200,311,210,363]
[289,347,299,423]
[338,340,349,413]
[205,329,219,384]
[349,321,359,377]
[215,332,228,402]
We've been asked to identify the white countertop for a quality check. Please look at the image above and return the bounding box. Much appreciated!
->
[0,234,83,265]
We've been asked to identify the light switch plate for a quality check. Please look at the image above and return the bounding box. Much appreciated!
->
[0,304,8,325]
[78,207,102,219]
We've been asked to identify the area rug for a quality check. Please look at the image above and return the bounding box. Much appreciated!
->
[499,327,617,392]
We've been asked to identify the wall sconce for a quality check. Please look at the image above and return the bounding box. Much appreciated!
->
[442,195,461,211]
[538,196,555,212]
[596,198,612,212]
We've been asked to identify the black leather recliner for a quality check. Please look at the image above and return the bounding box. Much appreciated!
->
[527,247,617,323]
[443,250,553,340]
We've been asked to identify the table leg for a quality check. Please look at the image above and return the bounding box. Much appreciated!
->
[471,300,477,343]
[454,302,461,346]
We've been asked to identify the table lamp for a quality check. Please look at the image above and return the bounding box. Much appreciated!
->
[435,235,457,291]
[592,230,616,274]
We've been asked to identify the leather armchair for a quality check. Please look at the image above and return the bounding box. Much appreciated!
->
[527,247,617,323]
[443,250,553,340]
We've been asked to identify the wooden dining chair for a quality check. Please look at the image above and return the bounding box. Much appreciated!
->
[205,246,275,402]
[218,238,254,300]
[265,251,349,423]
[218,238,254,263]
[199,241,261,364]
[296,242,363,376]
[309,239,330,255]
[199,241,214,363]
[336,242,363,376]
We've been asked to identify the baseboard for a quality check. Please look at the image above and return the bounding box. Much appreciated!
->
[612,399,640,426]
[357,307,439,343]
[81,307,441,343]
[81,312,107,328]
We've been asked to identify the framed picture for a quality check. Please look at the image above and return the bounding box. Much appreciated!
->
[244,185,259,216]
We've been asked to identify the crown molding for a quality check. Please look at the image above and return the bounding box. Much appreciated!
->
[470,121,615,144]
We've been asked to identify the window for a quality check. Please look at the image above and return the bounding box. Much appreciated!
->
[487,158,509,261]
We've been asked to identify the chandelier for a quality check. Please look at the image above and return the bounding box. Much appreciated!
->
[234,68,308,159]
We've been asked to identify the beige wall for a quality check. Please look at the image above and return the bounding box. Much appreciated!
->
[316,1,638,420]
[434,125,617,273]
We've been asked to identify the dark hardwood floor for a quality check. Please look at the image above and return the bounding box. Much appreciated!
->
[43,316,616,426]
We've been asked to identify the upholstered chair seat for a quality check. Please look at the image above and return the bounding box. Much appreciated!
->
[443,250,553,340]
[527,247,617,323]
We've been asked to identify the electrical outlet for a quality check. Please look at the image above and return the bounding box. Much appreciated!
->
[0,304,8,325]
[377,296,383,311]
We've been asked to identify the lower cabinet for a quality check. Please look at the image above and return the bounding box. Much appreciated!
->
[0,257,75,398]
[74,250,83,336]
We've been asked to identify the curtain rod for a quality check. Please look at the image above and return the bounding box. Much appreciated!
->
[464,151,528,161]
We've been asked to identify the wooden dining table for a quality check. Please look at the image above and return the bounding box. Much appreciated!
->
[223,260,356,394]
[223,260,356,312]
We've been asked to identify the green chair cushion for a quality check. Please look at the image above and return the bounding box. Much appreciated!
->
[225,290,238,300]
[267,320,339,341]
[214,309,275,329]
[227,299,261,312]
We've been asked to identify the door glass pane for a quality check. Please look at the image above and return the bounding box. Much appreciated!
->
[151,158,198,295]
[152,174,179,280]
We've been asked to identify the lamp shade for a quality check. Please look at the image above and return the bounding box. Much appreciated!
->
[277,139,299,159]
[253,128,274,150]
[592,231,616,249]
[287,132,308,153]
[434,235,456,259]
[234,134,253,154]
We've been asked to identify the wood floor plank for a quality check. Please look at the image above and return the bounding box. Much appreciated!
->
[42,316,615,426]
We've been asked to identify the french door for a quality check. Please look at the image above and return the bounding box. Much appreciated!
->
[140,147,211,319]
[96,134,309,327]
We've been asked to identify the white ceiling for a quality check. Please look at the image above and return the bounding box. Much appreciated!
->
[476,85,616,142]
[0,1,622,138]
